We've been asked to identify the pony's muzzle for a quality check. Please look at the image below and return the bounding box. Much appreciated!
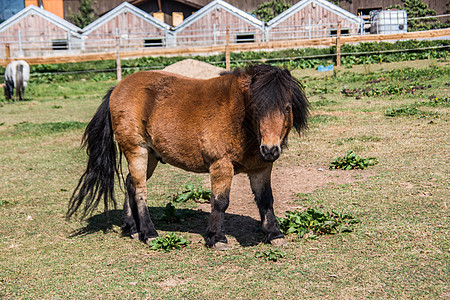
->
[260,144,281,162]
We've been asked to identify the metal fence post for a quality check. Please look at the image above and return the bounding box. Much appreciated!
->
[18,30,23,57]
[5,43,10,59]
[115,28,122,82]
[336,21,341,67]
[262,23,265,42]
[164,28,168,48]
[225,28,230,71]
[308,17,311,39]
[68,32,72,54]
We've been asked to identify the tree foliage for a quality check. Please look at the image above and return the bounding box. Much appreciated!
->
[68,0,97,28]
[388,0,446,31]
[252,0,292,22]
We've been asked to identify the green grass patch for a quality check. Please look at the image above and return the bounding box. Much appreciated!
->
[310,99,338,107]
[278,208,360,239]
[384,106,437,117]
[309,115,338,124]
[11,121,87,136]
[334,135,381,146]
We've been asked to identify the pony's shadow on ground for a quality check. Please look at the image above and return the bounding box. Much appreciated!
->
[70,206,264,247]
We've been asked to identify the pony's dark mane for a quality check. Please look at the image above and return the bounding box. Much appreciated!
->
[223,64,309,133]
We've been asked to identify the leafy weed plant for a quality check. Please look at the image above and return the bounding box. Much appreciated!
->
[0,200,11,207]
[278,208,360,239]
[255,249,286,262]
[172,184,211,203]
[422,95,450,107]
[329,150,378,170]
[148,233,190,252]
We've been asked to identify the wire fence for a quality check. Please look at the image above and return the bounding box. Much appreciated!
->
[0,43,447,81]
[1,14,448,59]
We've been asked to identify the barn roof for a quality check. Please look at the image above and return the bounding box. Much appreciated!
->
[174,0,263,31]
[82,2,171,35]
[267,0,363,27]
[0,5,82,36]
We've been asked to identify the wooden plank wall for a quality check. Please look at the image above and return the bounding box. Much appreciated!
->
[84,12,167,51]
[175,8,263,46]
[0,14,70,57]
[268,3,360,41]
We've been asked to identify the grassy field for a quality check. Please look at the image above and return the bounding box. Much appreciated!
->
[0,59,449,298]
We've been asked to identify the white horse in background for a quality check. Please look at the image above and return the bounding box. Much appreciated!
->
[4,60,30,101]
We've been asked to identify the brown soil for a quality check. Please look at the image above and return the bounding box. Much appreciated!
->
[199,166,370,218]
[194,165,371,247]
[163,59,225,79]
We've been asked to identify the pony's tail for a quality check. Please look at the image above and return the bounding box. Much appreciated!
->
[67,87,119,220]
[16,64,23,100]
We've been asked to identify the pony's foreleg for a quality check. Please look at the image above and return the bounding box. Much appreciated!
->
[248,166,287,246]
[125,148,158,243]
[206,160,233,250]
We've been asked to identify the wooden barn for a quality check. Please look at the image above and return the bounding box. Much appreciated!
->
[266,0,364,41]
[0,5,82,58]
[81,2,173,53]
[173,0,264,47]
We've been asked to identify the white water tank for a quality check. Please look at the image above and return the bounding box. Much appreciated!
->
[370,10,407,34]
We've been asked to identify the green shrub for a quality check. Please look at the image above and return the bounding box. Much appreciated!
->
[172,184,211,203]
[329,150,378,170]
[148,233,190,252]
[277,208,360,239]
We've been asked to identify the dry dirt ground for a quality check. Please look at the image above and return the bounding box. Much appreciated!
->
[163,59,372,247]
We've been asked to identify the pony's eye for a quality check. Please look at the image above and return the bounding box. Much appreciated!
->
[285,105,291,113]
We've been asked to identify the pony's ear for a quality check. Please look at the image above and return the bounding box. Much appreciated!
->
[291,78,310,134]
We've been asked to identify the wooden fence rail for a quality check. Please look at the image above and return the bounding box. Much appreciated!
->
[1,28,449,67]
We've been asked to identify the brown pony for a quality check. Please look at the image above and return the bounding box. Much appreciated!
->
[67,64,309,250]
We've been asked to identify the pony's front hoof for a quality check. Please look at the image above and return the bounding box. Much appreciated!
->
[130,232,139,240]
[212,242,229,251]
[270,238,289,247]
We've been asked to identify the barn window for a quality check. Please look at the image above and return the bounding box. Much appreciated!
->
[144,38,164,47]
[52,39,68,50]
[330,28,350,36]
[235,33,255,43]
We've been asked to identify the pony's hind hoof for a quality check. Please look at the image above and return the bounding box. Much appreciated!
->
[270,238,289,247]
[212,242,229,251]
[130,232,139,240]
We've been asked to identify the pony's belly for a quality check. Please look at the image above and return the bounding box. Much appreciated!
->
[150,146,209,173]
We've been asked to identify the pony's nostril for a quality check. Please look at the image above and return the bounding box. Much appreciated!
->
[272,146,280,157]
[260,144,281,161]
[260,145,269,155]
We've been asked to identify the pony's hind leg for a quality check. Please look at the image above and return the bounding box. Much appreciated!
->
[123,147,158,243]
[206,160,233,250]
[122,174,138,239]
[248,166,287,246]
